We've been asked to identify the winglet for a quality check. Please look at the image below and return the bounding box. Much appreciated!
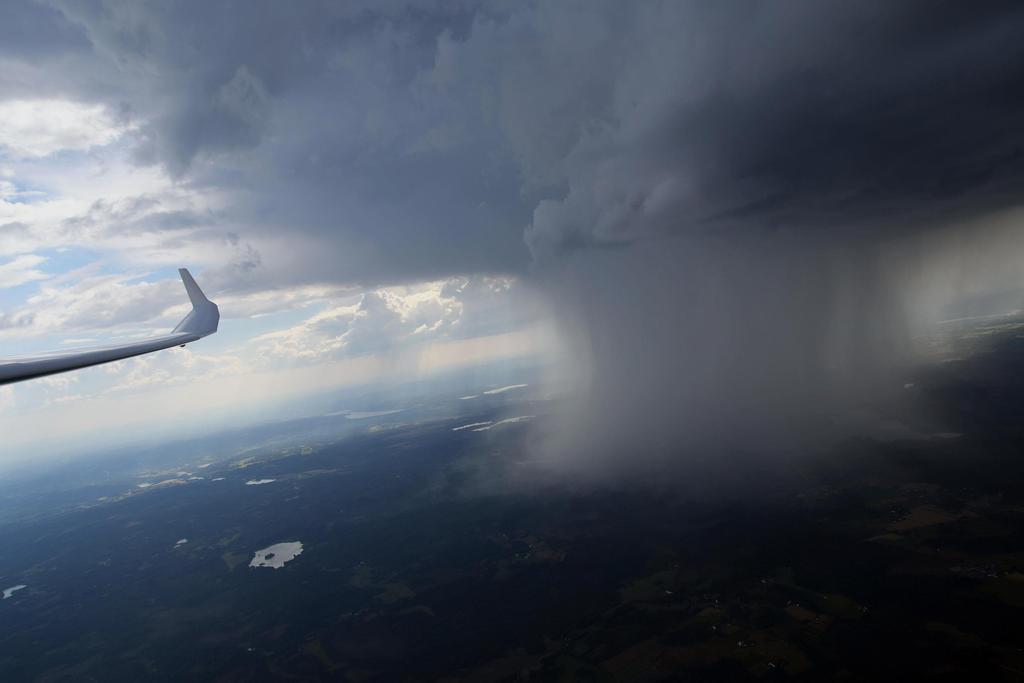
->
[172,268,219,337]
[179,267,211,306]
[0,268,220,385]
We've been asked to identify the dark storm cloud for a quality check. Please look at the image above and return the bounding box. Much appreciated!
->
[708,4,1024,225]
[10,1,1021,285]
[34,0,526,286]
[0,0,88,59]
[522,2,1024,257]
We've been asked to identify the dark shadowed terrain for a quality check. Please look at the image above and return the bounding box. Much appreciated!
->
[5,318,1024,681]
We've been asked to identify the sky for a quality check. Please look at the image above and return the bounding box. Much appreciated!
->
[2,2,1024,469]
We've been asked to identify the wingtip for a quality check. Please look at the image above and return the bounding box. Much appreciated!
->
[172,267,219,337]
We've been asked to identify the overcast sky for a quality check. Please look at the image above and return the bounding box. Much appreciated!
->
[3,2,1024,465]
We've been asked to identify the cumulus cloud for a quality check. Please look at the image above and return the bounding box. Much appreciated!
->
[0,99,128,159]
[0,254,48,288]
[251,275,534,363]
[0,270,180,339]
[101,346,247,394]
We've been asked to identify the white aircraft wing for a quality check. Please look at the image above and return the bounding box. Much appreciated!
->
[0,268,219,386]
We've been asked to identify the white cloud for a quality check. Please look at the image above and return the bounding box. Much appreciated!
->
[0,386,13,411]
[0,270,180,339]
[0,157,236,264]
[251,288,436,362]
[0,99,128,159]
[101,346,247,395]
[249,276,531,363]
[0,178,44,202]
[0,254,48,287]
